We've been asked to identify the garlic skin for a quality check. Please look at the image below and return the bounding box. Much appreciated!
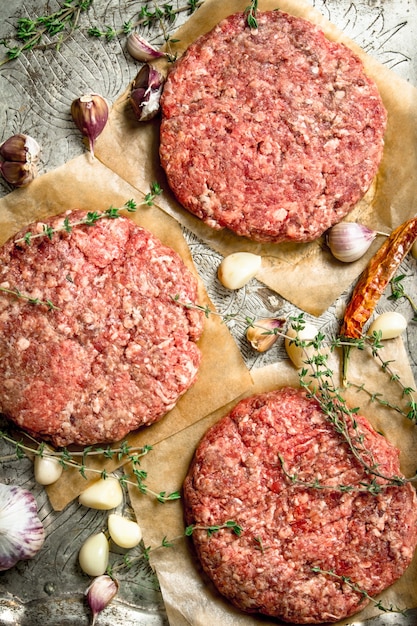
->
[0,133,41,163]
[246,318,285,352]
[130,65,165,122]
[79,532,109,576]
[217,252,262,290]
[0,483,45,571]
[79,476,123,510]
[368,311,408,340]
[127,33,166,62]
[34,451,63,486]
[86,575,119,626]
[327,222,380,263]
[108,513,142,549]
[285,323,319,369]
[71,93,109,158]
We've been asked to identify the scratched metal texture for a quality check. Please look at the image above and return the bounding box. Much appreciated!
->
[0,1,416,625]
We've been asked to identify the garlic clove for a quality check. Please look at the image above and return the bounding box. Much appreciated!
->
[79,476,123,510]
[327,222,383,263]
[0,483,45,571]
[368,311,408,340]
[411,239,417,260]
[127,33,166,62]
[285,322,319,369]
[86,574,119,625]
[34,450,63,485]
[0,133,41,163]
[71,93,109,159]
[130,65,165,122]
[246,317,285,352]
[217,252,262,290]
[79,532,109,577]
[108,513,142,549]
[0,160,37,187]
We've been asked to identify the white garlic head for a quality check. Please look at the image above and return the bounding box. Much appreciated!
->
[0,483,45,571]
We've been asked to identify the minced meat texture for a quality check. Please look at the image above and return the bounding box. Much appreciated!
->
[160,10,387,243]
[0,210,203,447]
[183,387,417,624]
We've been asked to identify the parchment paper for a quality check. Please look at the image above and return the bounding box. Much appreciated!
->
[129,340,417,626]
[93,0,417,316]
[0,155,253,510]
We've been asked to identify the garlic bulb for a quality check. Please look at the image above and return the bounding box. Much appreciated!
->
[79,476,123,510]
[86,575,119,625]
[130,65,165,122]
[79,532,109,576]
[246,318,285,352]
[368,311,408,340]
[327,222,387,263]
[71,93,109,159]
[108,513,142,549]
[127,33,166,62]
[217,252,262,290]
[0,133,41,187]
[0,483,45,571]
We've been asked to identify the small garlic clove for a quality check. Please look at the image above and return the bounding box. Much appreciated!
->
[71,93,109,158]
[79,532,109,577]
[108,513,142,549]
[411,239,417,260]
[0,133,41,163]
[0,483,45,571]
[79,476,123,510]
[130,65,165,122]
[246,318,285,352]
[368,311,408,340]
[0,160,37,187]
[327,222,379,263]
[34,450,63,486]
[285,322,319,369]
[217,252,262,290]
[86,575,119,626]
[127,33,166,62]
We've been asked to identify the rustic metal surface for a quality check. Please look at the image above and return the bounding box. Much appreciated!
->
[0,1,416,625]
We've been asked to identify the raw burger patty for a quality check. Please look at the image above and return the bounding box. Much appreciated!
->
[160,11,387,243]
[183,388,417,624]
[0,211,203,447]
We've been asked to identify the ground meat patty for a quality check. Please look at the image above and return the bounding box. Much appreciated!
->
[160,11,387,243]
[0,210,203,447]
[183,388,417,623]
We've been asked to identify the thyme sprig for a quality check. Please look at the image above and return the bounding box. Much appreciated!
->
[0,286,58,310]
[311,567,405,615]
[389,274,417,321]
[0,428,179,502]
[245,0,259,30]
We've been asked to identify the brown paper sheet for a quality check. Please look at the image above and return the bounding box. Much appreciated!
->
[129,341,417,625]
[0,155,253,510]
[93,0,417,316]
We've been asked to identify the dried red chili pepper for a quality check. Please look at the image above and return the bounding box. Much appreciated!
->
[340,216,417,384]
[340,217,417,338]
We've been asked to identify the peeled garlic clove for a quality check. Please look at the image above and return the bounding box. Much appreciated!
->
[285,322,319,369]
[327,222,379,263]
[411,239,417,260]
[108,513,142,549]
[0,133,41,163]
[0,160,37,187]
[217,252,262,290]
[130,65,165,122]
[0,483,45,571]
[79,532,109,577]
[79,476,123,510]
[86,574,119,624]
[127,33,166,62]
[71,93,109,158]
[34,452,63,486]
[368,311,408,340]
[246,317,285,352]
